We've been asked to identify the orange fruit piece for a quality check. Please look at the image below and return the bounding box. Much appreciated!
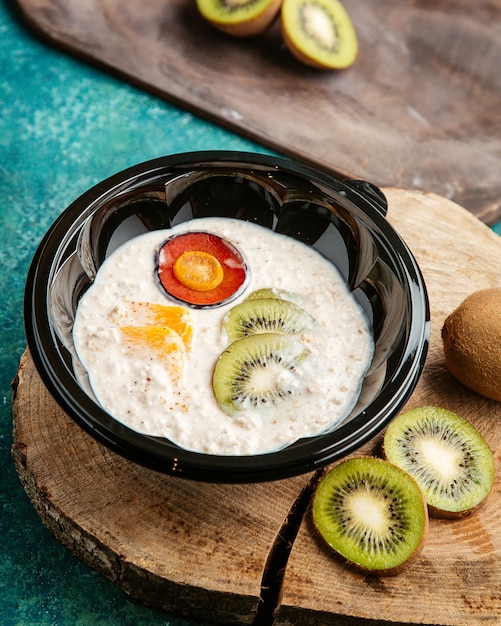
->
[120,324,185,379]
[113,302,192,349]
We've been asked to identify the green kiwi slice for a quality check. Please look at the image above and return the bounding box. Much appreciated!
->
[383,406,495,518]
[313,457,428,573]
[213,332,312,415]
[244,287,301,302]
[222,297,315,342]
[196,0,283,37]
[281,0,358,69]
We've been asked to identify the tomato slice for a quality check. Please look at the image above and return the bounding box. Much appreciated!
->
[157,232,248,307]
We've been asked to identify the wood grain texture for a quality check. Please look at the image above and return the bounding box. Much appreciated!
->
[277,188,501,626]
[11,359,311,624]
[14,0,501,224]
[12,189,501,625]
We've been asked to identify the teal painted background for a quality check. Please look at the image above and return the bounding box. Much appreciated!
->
[0,1,272,623]
[1,0,500,624]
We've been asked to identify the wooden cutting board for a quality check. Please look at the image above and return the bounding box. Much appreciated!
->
[14,0,501,225]
[12,188,501,625]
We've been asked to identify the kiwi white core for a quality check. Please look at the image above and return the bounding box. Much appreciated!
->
[303,4,338,50]
[351,492,388,532]
[419,438,462,481]
[73,217,373,456]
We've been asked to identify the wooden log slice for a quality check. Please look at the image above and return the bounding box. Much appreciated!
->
[11,356,313,624]
[276,188,501,625]
[12,189,501,625]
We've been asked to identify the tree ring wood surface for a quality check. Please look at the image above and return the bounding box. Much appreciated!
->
[12,189,501,625]
[14,0,501,225]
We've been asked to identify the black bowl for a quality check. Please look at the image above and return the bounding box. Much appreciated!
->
[24,151,430,483]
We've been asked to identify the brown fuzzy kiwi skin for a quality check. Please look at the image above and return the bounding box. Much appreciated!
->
[441,288,501,402]
[200,0,283,37]
[426,501,483,520]
[313,457,429,576]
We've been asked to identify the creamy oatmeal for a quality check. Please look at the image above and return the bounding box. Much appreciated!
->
[73,217,373,455]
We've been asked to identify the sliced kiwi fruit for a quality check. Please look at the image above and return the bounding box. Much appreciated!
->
[313,457,428,574]
[245,287,300,302]
[196,0,283,37]
[281,0,358,69]
[222,296,315,342]
[383,406,495,518]
[212,332,312,415]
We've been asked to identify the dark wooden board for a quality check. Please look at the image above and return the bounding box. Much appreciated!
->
[15,0,501,224]
[12,189,501,625]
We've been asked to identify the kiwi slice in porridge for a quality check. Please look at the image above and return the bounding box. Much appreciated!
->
[383,406,495,518]
[245,287,302,302]
[313,457,428,574]
[213,332,312,415]
[196,0,283,36]
[223,297,315,342]
[281,0,358,69]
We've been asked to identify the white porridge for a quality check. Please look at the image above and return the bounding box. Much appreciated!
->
[72,217,373,455]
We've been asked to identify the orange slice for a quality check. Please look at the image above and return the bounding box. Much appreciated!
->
[120,324,185,379]
[112,302,192,349]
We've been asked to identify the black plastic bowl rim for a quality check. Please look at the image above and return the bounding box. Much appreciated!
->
[24,151,430,483]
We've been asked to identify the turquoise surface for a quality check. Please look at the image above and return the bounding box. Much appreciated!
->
[1,0,500,624]
[0,1,271,624]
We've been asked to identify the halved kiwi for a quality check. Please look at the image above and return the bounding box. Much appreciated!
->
[212,332,312,415]
[281,0,358,69]
[383,406,495,518]
[197,0,283,37]
[222,296,315,342]
[313,457,428,574]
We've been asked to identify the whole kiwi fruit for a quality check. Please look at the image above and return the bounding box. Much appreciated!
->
[196,0,283,37]
[442,287,501,401]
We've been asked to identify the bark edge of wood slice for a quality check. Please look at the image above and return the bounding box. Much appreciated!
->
[12,188,501,625]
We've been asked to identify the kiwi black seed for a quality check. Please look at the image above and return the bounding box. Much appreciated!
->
[313,457,428,574]
[196,0,283,37]
[212,332,312,415]
[383,406,495,518]
[281,0,358,69]
[222,296,315,342]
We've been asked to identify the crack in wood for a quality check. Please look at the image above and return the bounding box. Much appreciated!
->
[11,189,501,624]
[253,470,325,626]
